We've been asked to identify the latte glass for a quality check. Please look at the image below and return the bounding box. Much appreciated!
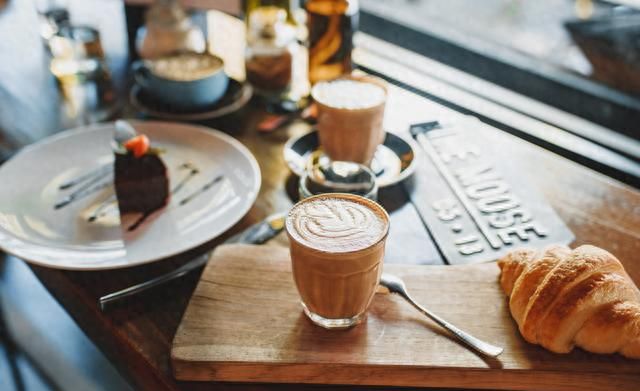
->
[285,193,389,329]
[312,75,387,165]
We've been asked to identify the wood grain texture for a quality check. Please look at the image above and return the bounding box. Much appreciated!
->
[24,83,640,391]
[26,83,640,391]
[172,244,640,391]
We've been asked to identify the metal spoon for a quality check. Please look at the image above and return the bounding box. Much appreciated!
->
[379,273,504,358]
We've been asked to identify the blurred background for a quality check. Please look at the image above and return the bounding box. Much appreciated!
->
[360,0,640,138]
[364,0,640,93]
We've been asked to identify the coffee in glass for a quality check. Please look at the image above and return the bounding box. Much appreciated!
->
[311,75,387,165]
[285,193,389,329]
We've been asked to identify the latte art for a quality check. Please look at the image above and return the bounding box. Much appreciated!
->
[287,196,387,252]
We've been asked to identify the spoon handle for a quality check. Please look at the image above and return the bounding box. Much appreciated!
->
[400,291,504,358]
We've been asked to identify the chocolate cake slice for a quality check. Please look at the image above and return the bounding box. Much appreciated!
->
[113,132,169,217]
[114,153,169,214]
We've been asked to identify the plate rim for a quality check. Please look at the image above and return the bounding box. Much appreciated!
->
[283,130,418,187]
[0,120,262,271]
[130,81,253,121]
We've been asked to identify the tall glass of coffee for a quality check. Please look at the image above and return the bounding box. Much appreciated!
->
[285,193,389,329]
[311,75,387,165]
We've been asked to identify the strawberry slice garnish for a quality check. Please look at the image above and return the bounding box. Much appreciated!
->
[124,135,150,158]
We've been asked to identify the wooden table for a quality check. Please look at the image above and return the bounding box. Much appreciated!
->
[23,82,640,391]
[2,3,640,391]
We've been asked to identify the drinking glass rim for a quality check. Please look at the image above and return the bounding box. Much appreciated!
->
[285,192,390,255]
[311,74,388,111]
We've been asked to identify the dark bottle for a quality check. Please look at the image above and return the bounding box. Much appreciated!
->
[305,0,358,85]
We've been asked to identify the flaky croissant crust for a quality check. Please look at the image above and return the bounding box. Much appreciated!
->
[498,245,640,359]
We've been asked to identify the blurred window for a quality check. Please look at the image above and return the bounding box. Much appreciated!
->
[359,0,640,139]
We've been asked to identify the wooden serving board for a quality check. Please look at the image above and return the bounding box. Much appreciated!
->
[171,244,640,391]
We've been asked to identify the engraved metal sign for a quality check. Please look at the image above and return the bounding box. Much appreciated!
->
[408,119,574,265]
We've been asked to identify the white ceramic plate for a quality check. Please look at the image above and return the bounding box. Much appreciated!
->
[0,121,261,270]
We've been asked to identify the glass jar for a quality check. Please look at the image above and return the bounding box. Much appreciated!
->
[306,0,359,85]
[135,0,205,60]
[245,6,296,99]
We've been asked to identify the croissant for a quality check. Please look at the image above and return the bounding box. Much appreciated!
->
[497,244,640,359]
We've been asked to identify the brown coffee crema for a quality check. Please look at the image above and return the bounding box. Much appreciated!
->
[286,194,389,321]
